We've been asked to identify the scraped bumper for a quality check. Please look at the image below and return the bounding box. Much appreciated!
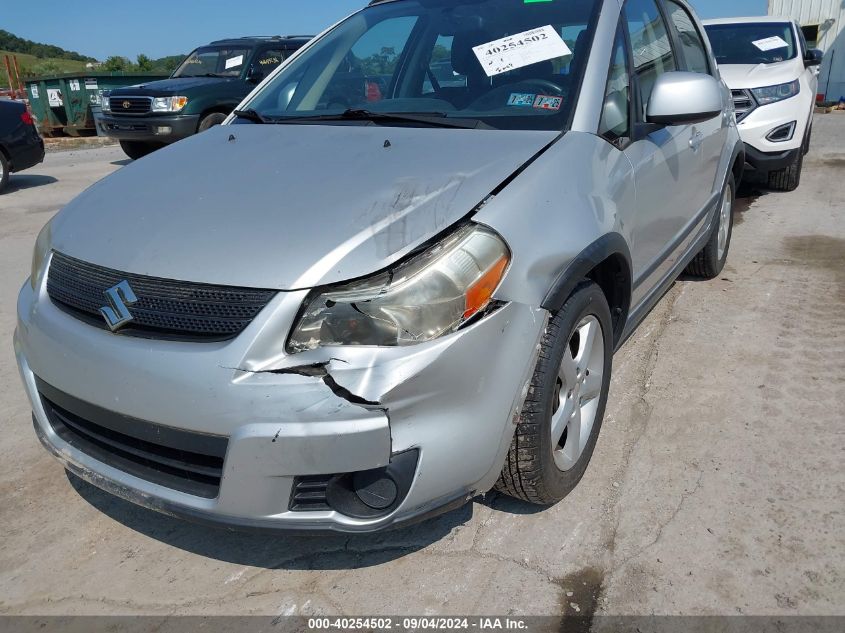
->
[15,271,544,532]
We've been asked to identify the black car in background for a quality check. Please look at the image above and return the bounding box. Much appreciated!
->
[0,100,45,194]
[101,35,312,159]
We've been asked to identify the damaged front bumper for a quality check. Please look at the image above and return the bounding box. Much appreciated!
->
[15,276,545,532]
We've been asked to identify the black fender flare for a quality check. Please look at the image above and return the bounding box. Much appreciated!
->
[541,233,633,344]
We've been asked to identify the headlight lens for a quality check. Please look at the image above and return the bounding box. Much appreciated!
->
[151,96,189,112]
[750,80,800,106]
[288,224,510,352]
[30,221,52,291]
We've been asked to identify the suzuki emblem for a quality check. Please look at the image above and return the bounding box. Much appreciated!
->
[100,281,138,332]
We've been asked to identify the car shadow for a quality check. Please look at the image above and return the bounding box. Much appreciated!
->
[4,174,58,193]
[110,159,132,167]
[477,490,548,515]
[66,471,475,569]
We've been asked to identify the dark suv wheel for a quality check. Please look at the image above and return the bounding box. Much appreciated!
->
[119,141,163,160]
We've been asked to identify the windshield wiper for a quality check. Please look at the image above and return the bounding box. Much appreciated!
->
[274,108,491,129]
[233,108,269,124]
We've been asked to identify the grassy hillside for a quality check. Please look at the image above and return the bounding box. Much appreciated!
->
[0,50,89,88]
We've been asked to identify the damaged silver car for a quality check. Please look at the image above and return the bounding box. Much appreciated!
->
[16,0,743,532]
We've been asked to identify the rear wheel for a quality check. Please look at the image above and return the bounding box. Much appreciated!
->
[685,174,735,280]
[496,280,613,505]
[198,112,227,132]
[768,150,803,192]
[0,152,8,194]
[119,140,161,160]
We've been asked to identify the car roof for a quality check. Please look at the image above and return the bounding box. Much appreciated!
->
[207,35,313,47]
[702,16,796,26]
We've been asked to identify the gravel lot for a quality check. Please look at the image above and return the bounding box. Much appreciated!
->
[1,117,843,619]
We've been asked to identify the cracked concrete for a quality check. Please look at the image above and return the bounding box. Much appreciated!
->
[1,117,844,617]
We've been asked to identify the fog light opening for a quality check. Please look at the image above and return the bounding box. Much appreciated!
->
[766,121,797,143]
[352,470,398,509]
[322,449,419,519]
[153,126,173,136]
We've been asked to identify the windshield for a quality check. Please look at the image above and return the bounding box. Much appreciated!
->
[173,46,251,78]
[704,22,797,65]
[243,0,600,131]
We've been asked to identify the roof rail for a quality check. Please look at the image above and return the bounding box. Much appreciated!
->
[209,35,314,44]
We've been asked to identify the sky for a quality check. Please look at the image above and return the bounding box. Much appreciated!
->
[2,0,768,61]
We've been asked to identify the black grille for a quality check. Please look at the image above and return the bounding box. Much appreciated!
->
[37,378,228,499]
[47,251,276,342]
[732,89,756,123]
[289,475,333,511]
[109,96,152,115]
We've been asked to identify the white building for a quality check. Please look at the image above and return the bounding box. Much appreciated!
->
[768,0,845,101]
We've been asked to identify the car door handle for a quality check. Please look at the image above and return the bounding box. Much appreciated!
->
[689,131,704,151]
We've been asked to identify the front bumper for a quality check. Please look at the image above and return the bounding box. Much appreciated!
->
[15,266,544,532]
[743,143,801,173]
[99,113,200,143]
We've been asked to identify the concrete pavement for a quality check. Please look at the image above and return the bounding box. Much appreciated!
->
[0,120,842,619]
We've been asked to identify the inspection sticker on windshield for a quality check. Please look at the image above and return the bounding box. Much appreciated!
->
[473,25,572,77]
[508,93,536,107]
[752,36,789,51]
[225,55,244,69]
[533,95,563,110]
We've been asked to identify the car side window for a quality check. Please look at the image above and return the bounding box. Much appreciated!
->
[255,49,290,74]
[624,0,677,119]
[663,0,710,74]
[599,23,632,148]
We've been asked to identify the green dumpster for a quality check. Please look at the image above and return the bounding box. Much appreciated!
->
[25,72,168,137]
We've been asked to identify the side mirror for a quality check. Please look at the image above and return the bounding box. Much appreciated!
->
[247,66,265,84]
[805,49,824,68]
[646,72,723,126]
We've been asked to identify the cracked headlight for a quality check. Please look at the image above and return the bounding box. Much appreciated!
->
[30,221,52,291]
[750,80,800,106]
[288,224,510,352]
[151,96,189,112]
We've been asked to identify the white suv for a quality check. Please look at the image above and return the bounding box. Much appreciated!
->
[704,17,823,191]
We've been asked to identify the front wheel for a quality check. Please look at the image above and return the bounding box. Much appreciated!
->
[496,280,613,505]
[119,140,162,160]
[0,152,8,194]
[768,150,803,192]
[684,174,735,280]
[198,112,227,133]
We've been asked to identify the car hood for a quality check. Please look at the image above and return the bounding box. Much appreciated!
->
[718,62,797,89]
[110,76,234,97]
[51,124,558,290]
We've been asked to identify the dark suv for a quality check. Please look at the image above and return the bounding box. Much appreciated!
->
[101,36,311,159]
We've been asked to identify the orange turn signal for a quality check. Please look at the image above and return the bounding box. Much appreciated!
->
[463,255,509,319]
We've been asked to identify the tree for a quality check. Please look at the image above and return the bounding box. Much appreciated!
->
[136,54,153,71]
[102,56,131,72]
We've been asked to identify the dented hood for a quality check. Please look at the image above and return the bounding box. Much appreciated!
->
[51,124,557,289]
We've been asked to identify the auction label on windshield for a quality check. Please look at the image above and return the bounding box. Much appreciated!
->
[473,25,572,77]
[225,55,244,69]
[752,36,789,51]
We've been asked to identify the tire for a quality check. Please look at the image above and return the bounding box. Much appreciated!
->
[496,280,613,505]
[685,174,735,280]
[198,112,227,132]
[767,150,803,192]
[119,140,160,160]
[0,152,8,194]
